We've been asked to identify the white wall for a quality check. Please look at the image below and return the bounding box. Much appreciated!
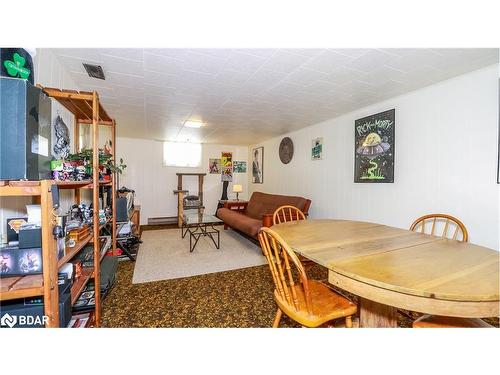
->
[249,65,500,250]
[0,49,79,243]
[116,137,249,224]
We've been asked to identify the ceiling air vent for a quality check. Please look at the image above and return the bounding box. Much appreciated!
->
[82,63,105,80]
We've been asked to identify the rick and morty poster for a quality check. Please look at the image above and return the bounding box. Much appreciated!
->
[354,109,395,183]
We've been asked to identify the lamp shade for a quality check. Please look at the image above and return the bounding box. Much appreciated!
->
[232,184,243,193]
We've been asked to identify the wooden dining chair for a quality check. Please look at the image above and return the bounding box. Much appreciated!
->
[409,214,490,328]
[409,213,468,242]
[258,227,357,328]
[273,205,306,224]
[272,205,315,269]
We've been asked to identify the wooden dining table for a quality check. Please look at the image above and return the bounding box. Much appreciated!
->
[271,219,499,327]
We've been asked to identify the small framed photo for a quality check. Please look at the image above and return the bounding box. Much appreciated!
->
[311,137,323,160]
[251,147,264,183]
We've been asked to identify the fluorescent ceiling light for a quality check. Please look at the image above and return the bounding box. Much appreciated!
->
[184,120,204,128]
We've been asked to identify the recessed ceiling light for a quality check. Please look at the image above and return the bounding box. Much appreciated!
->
[184,120,204,128]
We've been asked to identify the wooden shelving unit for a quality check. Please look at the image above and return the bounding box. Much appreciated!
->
[38,86,118,328]
[0,87,117,327]
[0,180,59,326]
[0,85,116,327]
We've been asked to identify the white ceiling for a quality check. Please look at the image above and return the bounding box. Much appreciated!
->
[50,48,498,145]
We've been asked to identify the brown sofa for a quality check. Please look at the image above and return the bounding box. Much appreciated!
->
[216,191,312,240]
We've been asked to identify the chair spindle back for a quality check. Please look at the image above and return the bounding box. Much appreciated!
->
[273,205,306,225]
[258,227,312,315]
[410,214,468,242]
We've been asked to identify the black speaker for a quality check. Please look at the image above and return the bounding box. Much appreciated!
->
[0,77,52,180]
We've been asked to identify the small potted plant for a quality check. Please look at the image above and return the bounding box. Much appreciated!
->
[63,149,126,181]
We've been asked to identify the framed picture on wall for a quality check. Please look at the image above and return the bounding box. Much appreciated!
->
[221,152,233,182]
[354,109,395,183]
[233,161,247,173]
[311,137,323,160]
[209,158,221,174]
[252,146,264,183]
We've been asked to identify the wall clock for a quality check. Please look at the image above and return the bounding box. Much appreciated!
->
[279,137,294,164]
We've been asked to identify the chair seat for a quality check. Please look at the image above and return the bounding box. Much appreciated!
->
[274,280,357,328]
[413,314,493,328]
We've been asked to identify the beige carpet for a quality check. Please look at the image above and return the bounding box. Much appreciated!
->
[132,228,267,284]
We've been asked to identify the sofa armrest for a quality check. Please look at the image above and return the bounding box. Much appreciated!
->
[224,201,248,213]
[262,214,273,228]
[303,199,312,217]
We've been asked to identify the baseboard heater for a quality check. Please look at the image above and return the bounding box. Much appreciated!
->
[147,216,178,225]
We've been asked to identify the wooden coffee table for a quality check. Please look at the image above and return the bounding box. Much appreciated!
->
[182,213,223,252]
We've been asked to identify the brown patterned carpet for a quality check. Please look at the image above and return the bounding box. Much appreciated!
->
[102,259,499,328]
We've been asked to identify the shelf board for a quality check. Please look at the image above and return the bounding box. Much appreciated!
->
[58,234,93,269]
[0,185,41,197]
[1,179,112,194]
[56,180,93,189]
[56,180,112,190]
[71,267,94,305]
[82,180,112,189]
[0,275,44,301]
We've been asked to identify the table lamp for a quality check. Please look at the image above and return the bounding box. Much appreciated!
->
[232,184,243,201]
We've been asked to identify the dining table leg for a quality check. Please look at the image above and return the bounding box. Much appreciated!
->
[359,298,398,328]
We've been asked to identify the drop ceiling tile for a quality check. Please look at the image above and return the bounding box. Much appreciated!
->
[239,49,278,58]
[101,54,143,76]
[283,67,328,86]
[224,51,268,74]
[348,50,395,73]
[144,52,183,75]
[195,49,233,59]
[336,48,371,58]
[106,72,145,87]
[282,49,324,58]
[324,66,369,85]
[98,48,143,61]
[261,50,310,73]
[50,48,498,144]
[144,48,189,60]
[301,50,353,74]
[214,68,254,87]
[116,95,144,106]
[144,83,177,97]
[54,48,103,62]
[181,51,227,75]
[244,68,288,92]
[112,85,145,98]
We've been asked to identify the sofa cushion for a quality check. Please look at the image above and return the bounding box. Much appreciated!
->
[246,192,309,220]
[217,207,262,238]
